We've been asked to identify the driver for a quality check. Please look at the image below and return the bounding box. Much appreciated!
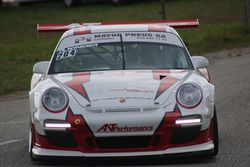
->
[124,44,141,68]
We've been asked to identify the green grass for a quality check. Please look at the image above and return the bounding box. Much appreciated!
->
[0,0,250,94]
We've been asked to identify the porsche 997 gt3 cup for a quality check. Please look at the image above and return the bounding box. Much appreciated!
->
[29,19,218,159]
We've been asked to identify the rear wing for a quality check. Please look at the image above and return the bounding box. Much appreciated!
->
[37,19,199,32]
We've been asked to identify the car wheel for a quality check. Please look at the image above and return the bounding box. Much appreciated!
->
[29,126,37,160]
[210,107,219,156]
[64,0,81,7]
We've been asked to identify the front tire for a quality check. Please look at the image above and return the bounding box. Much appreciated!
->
[210,108,219,156]
[29,126,37,160]
[64,0,81,7]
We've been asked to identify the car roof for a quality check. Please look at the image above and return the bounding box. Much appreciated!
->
[61,24,179,39]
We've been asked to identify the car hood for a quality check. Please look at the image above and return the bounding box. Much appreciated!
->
[53,70,190,108]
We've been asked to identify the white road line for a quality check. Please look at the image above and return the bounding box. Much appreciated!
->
[0,139,22,146]
[0,121,28,125]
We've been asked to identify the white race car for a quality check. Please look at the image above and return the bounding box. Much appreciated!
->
[29,20,218,160]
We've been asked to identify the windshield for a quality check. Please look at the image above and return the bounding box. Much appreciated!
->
[50,32,192,74]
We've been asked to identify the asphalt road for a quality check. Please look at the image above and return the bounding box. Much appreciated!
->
[0,49,250,166]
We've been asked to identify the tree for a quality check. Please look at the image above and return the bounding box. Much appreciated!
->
[243,0,249,33]
[160,0,166,20]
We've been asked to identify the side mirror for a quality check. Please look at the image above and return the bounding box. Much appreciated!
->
[33,61,49,74]
[191,56,209,69]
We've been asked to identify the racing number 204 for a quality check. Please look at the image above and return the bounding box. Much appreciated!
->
[56,48,77,61]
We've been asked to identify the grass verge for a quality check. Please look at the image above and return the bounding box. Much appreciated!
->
[0,0,250,94]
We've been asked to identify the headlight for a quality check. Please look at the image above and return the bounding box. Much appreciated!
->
[176,83,202,108]
[42,87,68,112]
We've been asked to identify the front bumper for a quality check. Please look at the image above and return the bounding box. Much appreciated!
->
[32,141,214,157]
[31,105,215,158]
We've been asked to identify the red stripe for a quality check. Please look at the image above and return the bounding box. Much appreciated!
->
[148,24,166,32]
[156,77,178,98]
[73,29,91,35]
[66,72,90,101]
[153,70,179,100]
[153,69,170,80]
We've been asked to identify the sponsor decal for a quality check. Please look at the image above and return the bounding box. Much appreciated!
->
[57,32,184,56]
[124,32,168,42]
[87,37,92,42]
[73,32,171,45]
[56,47,77,61]
[56,44,98,61]
[75,36,86,44]
[110,87,153,93]
[97,123,153,133]
[90,97,153,102]
[119,97,126,103]
[75,36,92,44]
[93,33,121,41]
[90,32,165,42]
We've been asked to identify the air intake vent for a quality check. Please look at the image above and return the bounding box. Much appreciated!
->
[95,136,152,149]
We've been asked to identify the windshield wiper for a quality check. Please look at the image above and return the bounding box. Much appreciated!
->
[120,34,126,70]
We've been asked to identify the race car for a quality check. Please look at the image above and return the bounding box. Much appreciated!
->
[29,19,218,160]
[1,0,125,8]
[64,0,127,7]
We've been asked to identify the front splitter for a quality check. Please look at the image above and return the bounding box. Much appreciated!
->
[32,141,214,157]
